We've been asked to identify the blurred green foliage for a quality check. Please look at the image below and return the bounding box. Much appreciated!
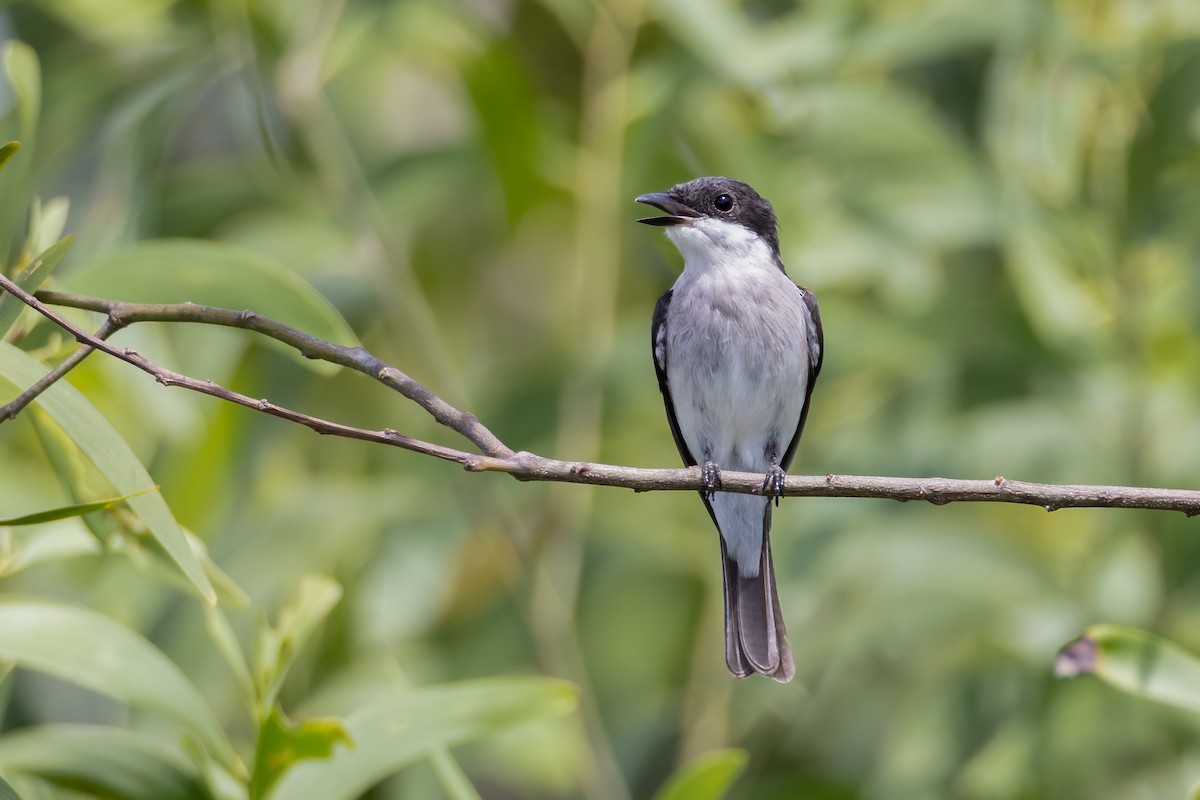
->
[0,0,1199,797]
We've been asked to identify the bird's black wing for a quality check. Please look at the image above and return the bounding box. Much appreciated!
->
[651,290,693,466]
[780,284,824,471]
[656,291,752,675]
[652,290,721,529]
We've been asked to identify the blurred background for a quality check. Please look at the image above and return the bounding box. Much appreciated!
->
[2,0,1200,797]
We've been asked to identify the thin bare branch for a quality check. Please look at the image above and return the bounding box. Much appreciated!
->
[0,317,120,423]
[465,454,1200,515]
[36,289,513,458]
[0,275,1196,516]
[0,276,475,462]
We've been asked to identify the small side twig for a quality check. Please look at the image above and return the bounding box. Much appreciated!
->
[0,317,121,423]
[0,275,476,463]
[36,289,512,458]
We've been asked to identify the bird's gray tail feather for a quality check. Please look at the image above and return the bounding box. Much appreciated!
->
[721,505,795,683]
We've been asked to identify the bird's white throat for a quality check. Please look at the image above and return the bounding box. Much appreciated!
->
[665,217,778,282]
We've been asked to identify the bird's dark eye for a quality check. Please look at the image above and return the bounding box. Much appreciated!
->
[713,193,734,212]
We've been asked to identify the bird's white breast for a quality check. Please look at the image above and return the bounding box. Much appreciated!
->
[661,218,813,572]
[664,221,811,470]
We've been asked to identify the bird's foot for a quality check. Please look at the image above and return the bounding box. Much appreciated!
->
[763,464,787,507]
[701,460,723,501]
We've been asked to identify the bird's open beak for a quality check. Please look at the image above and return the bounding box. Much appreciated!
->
[635,193,699,227]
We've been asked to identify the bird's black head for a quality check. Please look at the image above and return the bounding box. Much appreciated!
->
[635,177,780,256]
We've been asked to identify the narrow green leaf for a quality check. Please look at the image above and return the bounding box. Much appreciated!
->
[29,407,120,544]
[0,342,215,602]
[0,142,19,172]
[267,677,579,800]
[136,528,250,609]
[0,234,75,338]
[251,709,351,800]
[1056,625,1200,714]
[428,747,482,800]
[59,239,359,374]
[37,0,176,49]
[0,522,99,577]
[256,575,342,710]
[0,44,39,273]
[204,605,256,710]
[23,234,73,285]
[0,725,203,800]
[27,197,69,257]
[180,738,246,800]
[26,410,243,604]
[2,44,39,141]
[650,0,836,81]
[0,774,21,800]
[652,749,748,800]
[0,600,238,773]
[1005,214,1109,345]
[0,488,150,526]
[27,410,246,602]
[0,663,13,745]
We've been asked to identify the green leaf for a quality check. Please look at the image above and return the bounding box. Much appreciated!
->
[1004,212,1110,346]
[847,3,1023,70]
[28,408,247,604]
[463,47,544,225]
[180,738,246,800]
[37,0,177,49]
[0,341,215,602]
[0,774,20,800]
[0,235,75,339]
[2,45,39,141]
[255,575,342,711]
[0,601,239,772]
[24,196,70,264]
[29,407,121,544]
[649,0,837,82]
[652,749,748,800]
[0,142,19,172]
[1056,625,1200,714]
[135,528,250,610]
[59,239,359,375]
[428,747,481,800]
[0,523,99,578]
[251,709,351,800]
[0,44,39,273]
[266,677,579,800]
[204,605,255,711]
[0,724,203,800]
[0,488,150,526]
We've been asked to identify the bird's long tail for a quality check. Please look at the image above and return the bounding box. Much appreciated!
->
[721,505,795,683]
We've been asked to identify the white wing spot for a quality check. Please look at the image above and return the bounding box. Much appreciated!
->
[654,327,667,370]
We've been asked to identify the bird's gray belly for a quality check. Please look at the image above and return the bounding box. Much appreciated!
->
[665,283,810,574]
[666,292,809,474]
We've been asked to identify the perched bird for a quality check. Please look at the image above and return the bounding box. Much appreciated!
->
[636,177,823,682]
